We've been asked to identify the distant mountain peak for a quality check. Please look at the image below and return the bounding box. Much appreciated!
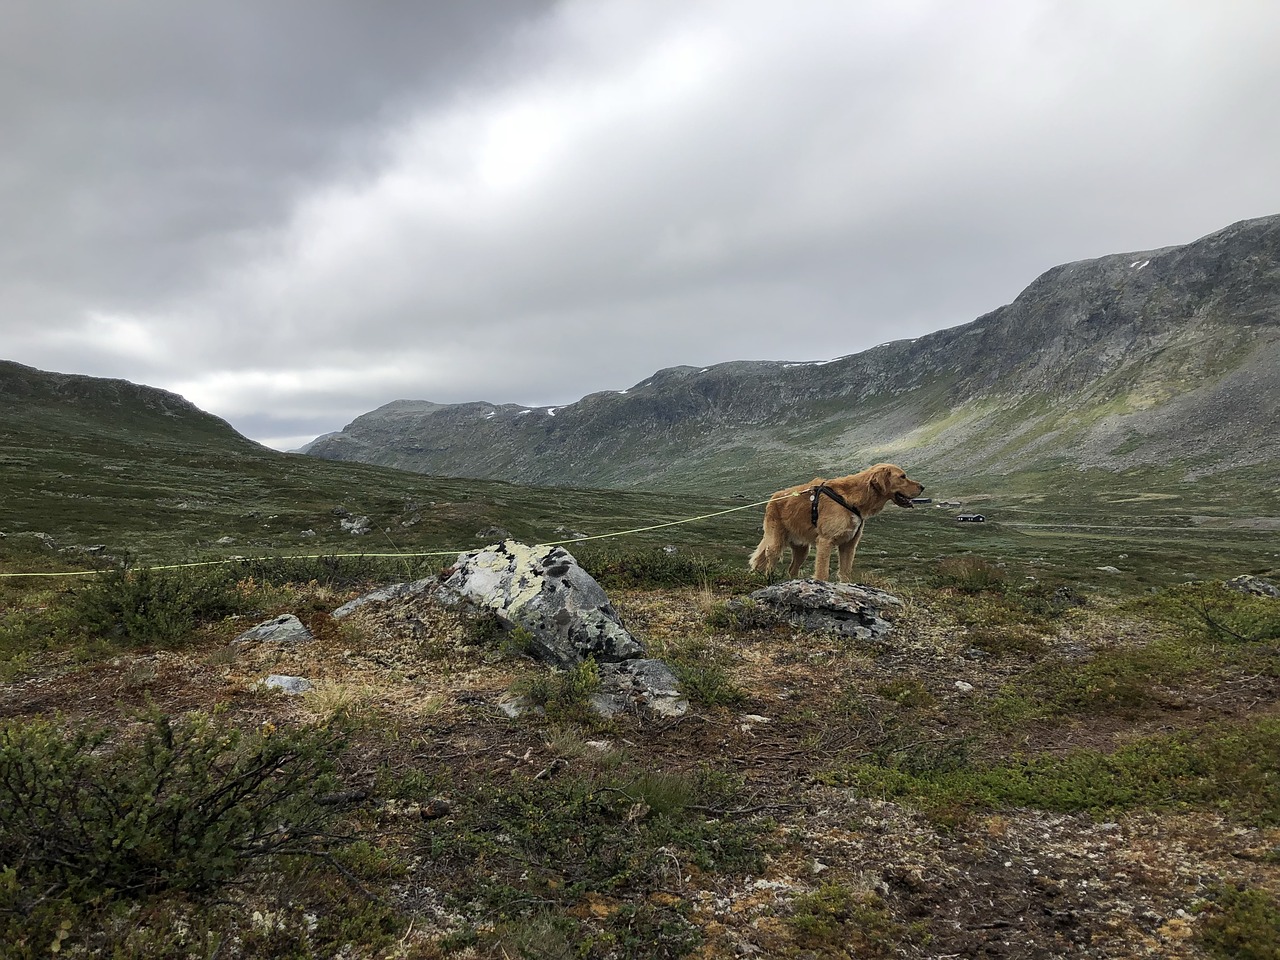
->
[304,215,1280,491]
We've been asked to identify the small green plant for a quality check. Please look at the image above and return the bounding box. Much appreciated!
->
[666,638,746,707]
[705,598,773,631]
[502,625,539,658]
[878,676,935,710]
[515,658,602,720]
[1197,884,1280,960]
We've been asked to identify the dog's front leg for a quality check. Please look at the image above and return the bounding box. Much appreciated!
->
[837,526,865,582]
[813,539,834,581]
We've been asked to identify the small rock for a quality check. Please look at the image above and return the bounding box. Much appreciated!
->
[234,614,313,645]
[497,696,532,719]
[1096,566,1121,574]
[475,526,512,541]
[262,675,313,695]
[954,680,975,693]
[1224,574,1280,598]
[216,536,235,545]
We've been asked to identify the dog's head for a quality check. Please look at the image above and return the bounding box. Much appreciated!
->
[868,463,925,508]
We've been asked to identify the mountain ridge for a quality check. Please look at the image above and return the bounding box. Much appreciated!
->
[305,214,1280,491]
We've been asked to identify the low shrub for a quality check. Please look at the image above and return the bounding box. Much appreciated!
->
[990,639,1203,723]
[578,548,750,590]
[831,717,1280,825]
[933,556,1007,594]
[68,566,245,646]
[0,710,345,906]
[666,638,746,707]
[1137,581,1280,645]
[416,766,766,956]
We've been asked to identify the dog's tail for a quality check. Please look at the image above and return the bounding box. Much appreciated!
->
[748,537,776,573]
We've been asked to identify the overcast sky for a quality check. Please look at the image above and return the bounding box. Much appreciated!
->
[4,1,1279,450]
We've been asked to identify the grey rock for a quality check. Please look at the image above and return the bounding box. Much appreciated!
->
[234,614,313,645]
[476,525,512,541]
[215,536,235,545]
[438,541,645,669]
[744,580,902,640]
[262,675,313,695]
[1224,574,1280,598]
[497,696,533,719]
[593,659,688,718]
[1096,565,1122,574]
[340,515,371,535]
[332,578,435,619]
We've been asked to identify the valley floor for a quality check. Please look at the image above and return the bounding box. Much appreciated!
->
[1,558,1278,959]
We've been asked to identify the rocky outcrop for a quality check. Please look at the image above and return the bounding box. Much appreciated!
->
[335,541,687,718]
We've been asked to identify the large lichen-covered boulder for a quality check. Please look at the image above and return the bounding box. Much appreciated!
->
[437,541,646,669]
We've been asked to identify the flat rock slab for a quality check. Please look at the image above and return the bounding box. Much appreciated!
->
[332,579,435,619]
[262,675,313,695]
[234,614,313,645]
[746,580,902,641]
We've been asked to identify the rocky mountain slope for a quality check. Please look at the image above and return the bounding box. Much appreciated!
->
[0,359,262,453]
[306,215,1280,492]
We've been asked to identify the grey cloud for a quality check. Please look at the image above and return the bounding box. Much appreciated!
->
[4,1,1280,449]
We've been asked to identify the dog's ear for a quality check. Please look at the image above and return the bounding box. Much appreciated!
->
[869,465,887,496]
[869,464,895,496]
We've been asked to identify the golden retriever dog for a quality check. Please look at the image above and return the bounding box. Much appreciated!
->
[749,463,924,582]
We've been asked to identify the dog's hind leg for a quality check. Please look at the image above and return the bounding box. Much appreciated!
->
[786,543,809,579]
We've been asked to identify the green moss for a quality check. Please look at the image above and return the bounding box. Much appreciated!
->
[1197,885,1280,960]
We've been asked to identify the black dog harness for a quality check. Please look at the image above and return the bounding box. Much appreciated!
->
[810,484,864,527]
